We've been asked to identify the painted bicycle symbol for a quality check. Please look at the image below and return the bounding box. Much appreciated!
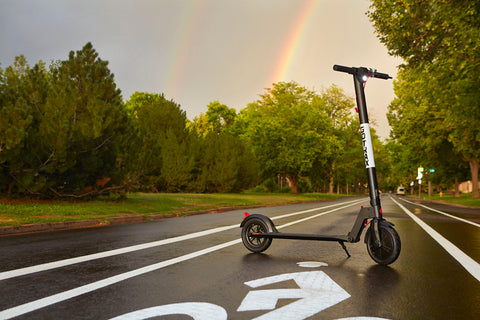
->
[111,266,389,320]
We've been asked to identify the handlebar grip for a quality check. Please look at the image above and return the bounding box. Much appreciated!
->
[373,71,392,80]
[334,64,392,80]
[333,64,354,74]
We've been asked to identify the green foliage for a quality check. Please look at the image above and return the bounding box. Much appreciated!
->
[190,101,237,136]
[0,43,389,198]
[205,101,236,134]
[45,43,130,196]
[0,43,131,198]
[369,0,480,196]
[235,82,348,193]
[126,93,259,193]
[125,91,191,191]
[192,132,259,193]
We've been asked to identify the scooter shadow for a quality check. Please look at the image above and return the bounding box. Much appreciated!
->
[365,264,401,288]
[241,252,274,263]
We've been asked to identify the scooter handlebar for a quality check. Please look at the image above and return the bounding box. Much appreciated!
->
[373,71,392,80]
[333,64,392,80]
[333,64,354,74]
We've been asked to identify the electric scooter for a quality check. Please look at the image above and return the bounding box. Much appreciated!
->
[240,65,401,265]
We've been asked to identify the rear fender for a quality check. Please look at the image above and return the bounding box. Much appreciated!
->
[240,213,277,232]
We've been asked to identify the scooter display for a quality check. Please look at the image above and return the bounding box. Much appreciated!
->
[240,65,401,265]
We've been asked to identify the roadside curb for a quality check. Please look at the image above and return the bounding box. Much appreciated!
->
[0,205,267,237]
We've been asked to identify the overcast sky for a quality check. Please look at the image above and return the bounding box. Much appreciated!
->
[0,0,402,139]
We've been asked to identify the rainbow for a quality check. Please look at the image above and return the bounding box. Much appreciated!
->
[268,0,319,86]
[165,0,205,98]
[165,1,320,98]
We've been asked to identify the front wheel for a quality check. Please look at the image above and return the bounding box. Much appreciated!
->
[365,223,401,265]
[241,217,273,253]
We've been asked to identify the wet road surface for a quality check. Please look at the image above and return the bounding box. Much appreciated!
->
[0,195,479,319]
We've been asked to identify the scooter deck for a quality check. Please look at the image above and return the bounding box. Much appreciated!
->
[251,232,352,257]
[252,232,349,242]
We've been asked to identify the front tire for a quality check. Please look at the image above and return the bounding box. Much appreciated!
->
[365,223,401,265]
[241,217,273,253]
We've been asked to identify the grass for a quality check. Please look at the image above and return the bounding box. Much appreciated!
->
[0,192,342,227]
[417,193,480,208]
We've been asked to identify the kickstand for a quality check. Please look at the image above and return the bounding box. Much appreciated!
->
[338,241,351,258]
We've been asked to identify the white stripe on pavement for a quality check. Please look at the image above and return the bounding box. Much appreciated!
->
[0,199,364,319]
[391,197,480,282]
[399,197,480,228]
[0,199,365,281]
[0,239,242,320]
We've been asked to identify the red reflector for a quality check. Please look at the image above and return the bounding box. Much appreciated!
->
[379,208,383,214]
[243,212,250,219]
[252,233,260,236]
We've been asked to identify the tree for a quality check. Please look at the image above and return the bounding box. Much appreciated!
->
[0,56,50,194]
[0,44,130,198]
[191,101,237,136]
[236,81,339,193]
[193,131,259,193]
[126,92,192,192]
[318,85,360,194]
[369,0,480,196]
[189,101,259,193]
[205,101,236,134]
[38,42,130,197]
[387,65,469,194]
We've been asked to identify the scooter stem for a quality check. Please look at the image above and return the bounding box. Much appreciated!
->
[353,69,382,219]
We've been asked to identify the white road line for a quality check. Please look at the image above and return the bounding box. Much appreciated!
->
[0,239,242,320]
[276,200,366,229]
[0,199,366,281]
[399,197,480,228]
[271,198,367,222]
[0,225,236,281]
[391,197,480,282]
[0,199,364,319]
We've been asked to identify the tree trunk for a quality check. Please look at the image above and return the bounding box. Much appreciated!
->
[286,175,299,194]
[470,160,479,198]
[455,177,460,198]
[329,162,335,194]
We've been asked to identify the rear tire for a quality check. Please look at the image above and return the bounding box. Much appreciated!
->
[241,217,273,253]
[366,223,401,265]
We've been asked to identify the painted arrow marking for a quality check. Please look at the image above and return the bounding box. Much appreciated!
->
[237,271,350,320]
[109,302,227,320]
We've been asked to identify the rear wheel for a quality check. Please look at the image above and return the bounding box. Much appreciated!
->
[241,217,272,253]
[366,223,401,265]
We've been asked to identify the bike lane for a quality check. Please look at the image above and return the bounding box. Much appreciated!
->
[1,197,479,319]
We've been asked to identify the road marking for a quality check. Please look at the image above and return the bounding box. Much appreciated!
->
[0,225,236,281]
[0,200,364,319]
[391,197,480,282]
[271,199,367,222]
[0,239,242,320]
[109,302,227,320]
[399,197,480,228]
[237,271,350,319]
[276,200,365,230]
[0,198,366,281]
[297,261,328,268]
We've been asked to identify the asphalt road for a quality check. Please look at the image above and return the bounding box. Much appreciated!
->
[1,195,479,319]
